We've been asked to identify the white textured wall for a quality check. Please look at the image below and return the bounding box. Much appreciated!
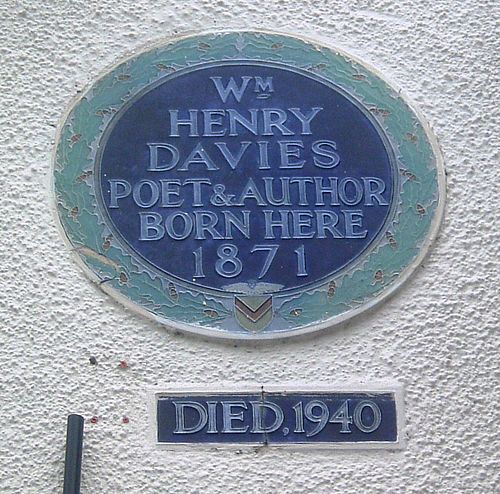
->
[0,1,498,492]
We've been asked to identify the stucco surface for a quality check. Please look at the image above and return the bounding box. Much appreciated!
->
[0,1,498,493]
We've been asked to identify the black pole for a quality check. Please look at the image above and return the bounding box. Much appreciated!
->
[63,414,84,494]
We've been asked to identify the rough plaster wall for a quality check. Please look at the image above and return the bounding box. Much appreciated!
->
[0,0,498,492]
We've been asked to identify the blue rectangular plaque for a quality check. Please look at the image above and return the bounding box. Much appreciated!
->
[154,386,403,448]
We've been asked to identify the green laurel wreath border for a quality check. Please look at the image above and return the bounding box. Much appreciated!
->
[52,30,445,339]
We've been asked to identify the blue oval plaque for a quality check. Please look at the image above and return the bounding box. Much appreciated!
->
[53,31,445,339]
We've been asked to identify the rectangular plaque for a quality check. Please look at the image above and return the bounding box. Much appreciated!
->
[153,385,403,449]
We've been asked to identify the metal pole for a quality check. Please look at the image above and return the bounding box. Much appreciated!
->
[63,414,84,494]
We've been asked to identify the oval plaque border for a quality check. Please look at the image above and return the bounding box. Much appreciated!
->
[52,30,445,340]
